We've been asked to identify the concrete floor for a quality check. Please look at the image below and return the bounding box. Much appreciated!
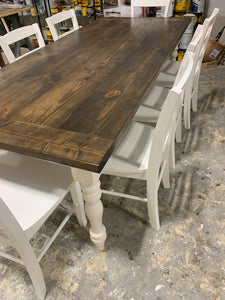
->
[0,65,225,300]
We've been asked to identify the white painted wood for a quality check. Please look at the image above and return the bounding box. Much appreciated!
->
[190,8,219,115]
[0,151,86,299]
[131,0,174,17]
[154,8,219,128]
[71,168,107,251]
[0,198,46,299]
[0,23,45,64]
[133,85,169,123]
[102,189,147,202]
[37,210,73,262]
[46,9,79,42]
[153,25,204,130]
[101,54,194,230]
[134,52,195,168]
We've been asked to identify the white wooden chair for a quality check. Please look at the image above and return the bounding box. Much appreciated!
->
[155,7,219,121]
[131,0,174,18]
[133,21,212,131]
[0,23,45,64]
[0,151,86,299]
[101,52,194,231]
[134,25,204,131]
[46,9,80,42]
[133,51,195,168]
[190,8,219,114]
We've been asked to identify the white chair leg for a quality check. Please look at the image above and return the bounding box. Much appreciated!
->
[192,73,200,112]
[70,180,87,227]
[170,115,182,169]
[147,180,160,230]
[17,241,46,300]
[192,88,198,112]
[184,100,191,129]
[169,140,176,169]
[175,116,182,143]
[162,160,170,188]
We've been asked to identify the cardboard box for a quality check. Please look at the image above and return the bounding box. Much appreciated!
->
[202,38,225,68]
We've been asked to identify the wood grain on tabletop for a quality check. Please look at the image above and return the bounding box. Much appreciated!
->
[0,6,32,18]
[0,17,190,172]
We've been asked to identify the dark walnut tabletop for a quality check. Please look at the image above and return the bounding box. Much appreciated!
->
[0,17,190,173]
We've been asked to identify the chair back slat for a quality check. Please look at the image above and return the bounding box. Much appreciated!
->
[46,9,79,41]
[0,23,45,64]
[131,0,173,17]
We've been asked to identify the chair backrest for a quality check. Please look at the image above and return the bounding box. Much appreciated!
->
[0,23,45,64]
[148,52,194,178]
[0,150,77,298]
[46,9,79,42]
[186,8,219,75]
[179,8,219,126]
[199,8,219,61]
[173,25,204,117]
[131,0,173,18]
[175,24,204,87]
[192,8,219,79]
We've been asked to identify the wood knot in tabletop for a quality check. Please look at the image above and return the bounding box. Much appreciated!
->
[104,90,121,99]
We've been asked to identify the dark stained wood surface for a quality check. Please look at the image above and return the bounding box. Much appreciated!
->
[0,17,190,172]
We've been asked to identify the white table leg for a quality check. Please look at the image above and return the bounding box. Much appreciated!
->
[71,168,107,251]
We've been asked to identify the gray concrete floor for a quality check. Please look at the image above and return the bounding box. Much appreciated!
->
[0,65,225,300]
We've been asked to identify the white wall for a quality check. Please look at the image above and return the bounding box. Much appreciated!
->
[206,0,225,16]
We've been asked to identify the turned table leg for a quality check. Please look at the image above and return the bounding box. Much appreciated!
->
[71,168,107,251]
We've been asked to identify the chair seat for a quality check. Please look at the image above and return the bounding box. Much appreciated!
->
[155,60,181,86]
[103,122,154,178]
[0,151,73,240]
[133,85,170,122]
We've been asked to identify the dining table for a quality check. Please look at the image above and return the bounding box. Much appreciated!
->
[0,5,32,32]
[0,17,190,251]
